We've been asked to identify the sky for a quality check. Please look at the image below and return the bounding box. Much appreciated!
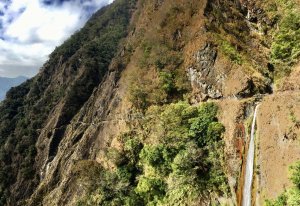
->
[0,0,113,78]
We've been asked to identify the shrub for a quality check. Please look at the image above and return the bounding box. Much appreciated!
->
[290,162,300,189]
[266,162,300,206]
[129,83,149,111]
[139,145,165,167]
[207,122,225,142]
[220,40,243,65]
[135,177,166,203]
[159,71,175,94]
[107,148,127,167]
[171,142,205,175]
[124,138,143,163]
[188,103,220,147]
[271,12,300,64]
[265,194,287,206]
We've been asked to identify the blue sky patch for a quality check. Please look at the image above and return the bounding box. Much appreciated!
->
[0,0,113,77]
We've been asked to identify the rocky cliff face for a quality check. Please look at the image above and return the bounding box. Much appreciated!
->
[0,1,135,205]
[0,0,299,205]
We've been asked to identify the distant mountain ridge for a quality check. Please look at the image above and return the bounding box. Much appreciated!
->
[0,76,27,101]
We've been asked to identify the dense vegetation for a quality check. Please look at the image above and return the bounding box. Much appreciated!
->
[0,0,134,205]
[268,0,300,78]
[78,102,229,205]
[265,162,300,206]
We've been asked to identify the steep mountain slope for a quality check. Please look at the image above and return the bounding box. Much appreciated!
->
[0,76,27,101]
[0,0,299,205]
[0,1,135,205]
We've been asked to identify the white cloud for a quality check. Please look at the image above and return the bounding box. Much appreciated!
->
[0,0,113,77]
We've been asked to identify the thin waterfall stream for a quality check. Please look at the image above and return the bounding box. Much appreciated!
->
[242,104,260,206]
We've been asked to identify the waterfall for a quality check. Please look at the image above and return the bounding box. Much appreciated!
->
[242,105,260,206]
[246,10,251,20]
